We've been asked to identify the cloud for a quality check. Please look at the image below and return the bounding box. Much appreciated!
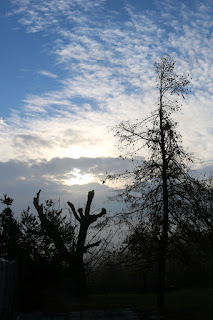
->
[2,0,213,193]
[37,70,58,78]
[14,134,51,147]
[0,156,139,184]
[0,156,136,215]
[9,0,106,33]
[0,155,211,217]
[0,118,8,126]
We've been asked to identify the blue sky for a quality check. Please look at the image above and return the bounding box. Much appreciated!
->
[0,0,155,117]
[0,0,213,213]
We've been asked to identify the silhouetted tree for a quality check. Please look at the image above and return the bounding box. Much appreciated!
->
[107,55,193,308]
[34,189,106,296]
[0,194,77,310]
[67,190,106,295]
[0,195,21,259]
[175,177,213,256]
[20,201,75,265]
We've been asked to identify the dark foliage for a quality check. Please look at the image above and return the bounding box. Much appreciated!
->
[0,190,108,310]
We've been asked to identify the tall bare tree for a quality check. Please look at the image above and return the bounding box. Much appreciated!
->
[107,55,192,308]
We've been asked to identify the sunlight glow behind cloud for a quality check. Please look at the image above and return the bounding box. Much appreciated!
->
[63,169,94,186]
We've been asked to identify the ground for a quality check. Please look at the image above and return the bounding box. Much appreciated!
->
[17,287,213,320]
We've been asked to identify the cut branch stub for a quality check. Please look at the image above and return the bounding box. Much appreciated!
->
[33,189,42,209]
[85,190,94,216]
[33,189,44,221]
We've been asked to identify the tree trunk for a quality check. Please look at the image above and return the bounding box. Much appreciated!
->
[69,255,87,297]
[69,222,89,297]
[157,88,169,309]
[157,240,166,308]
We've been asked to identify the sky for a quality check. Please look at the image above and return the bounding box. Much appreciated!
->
[0,0,212,215]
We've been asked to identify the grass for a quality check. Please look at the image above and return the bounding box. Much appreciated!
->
[164,287,213,319]
[42,287,213,319]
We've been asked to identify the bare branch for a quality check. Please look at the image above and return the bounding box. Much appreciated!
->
[95,208,107,219]
[88,208,107,224]
[34,190,69,260]
[84,240,101,253]
[78,208,84,219]
[67,201,81,222]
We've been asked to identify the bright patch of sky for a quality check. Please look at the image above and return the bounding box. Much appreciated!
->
[0,0,212,211]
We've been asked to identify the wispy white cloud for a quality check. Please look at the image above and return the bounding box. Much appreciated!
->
[9,0,106,32]
[3,0,213,175]
[0,118,8,127]
[38,70,57,78]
